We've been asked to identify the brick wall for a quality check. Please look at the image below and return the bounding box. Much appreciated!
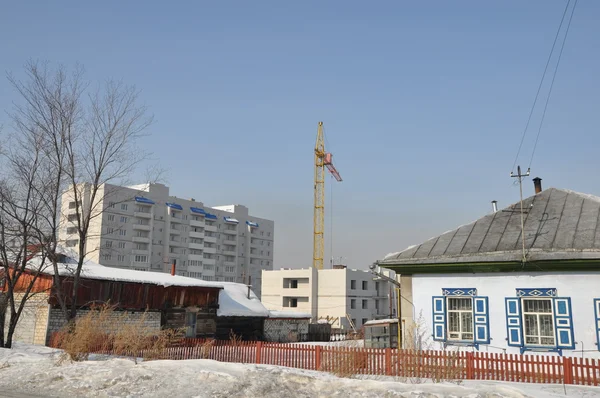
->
[264,319,310,343]
[46,308,162,344]
[5,293,50,345]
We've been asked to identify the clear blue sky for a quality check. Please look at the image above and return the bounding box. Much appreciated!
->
[1,1,599,270]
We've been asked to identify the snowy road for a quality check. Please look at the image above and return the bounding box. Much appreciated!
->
[1,344,600,398]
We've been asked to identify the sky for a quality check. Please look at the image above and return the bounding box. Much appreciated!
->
[1,1,599,270]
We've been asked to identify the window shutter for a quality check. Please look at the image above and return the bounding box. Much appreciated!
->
[595,299,600,351]
[553,297,575,349]
[432,296,446,342]
[473,296,490,344]
[505,297,523,347]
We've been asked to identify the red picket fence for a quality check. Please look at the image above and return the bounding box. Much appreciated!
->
[48,336,600,386]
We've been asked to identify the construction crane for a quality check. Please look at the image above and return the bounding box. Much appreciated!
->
[313,121,342,270]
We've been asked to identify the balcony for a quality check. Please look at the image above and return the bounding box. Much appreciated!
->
[189,231,204,239]
[132,224,151,231]
[188,253,204,261]
[204,224,217,232]
[132,236,150,243]
[224,261,237,267]
[169,240,186,247]
[203,257,216,265]
[204,246,216,254]
[204,235,217,243]
[222,249,237,256]
[223,228,237,235]
[223,237,237,243]
[132,249,149,255]
[189,242,204,251]
[134,211,152,219]
[169,216,183,224]
[170,228,181,235]
[190,219,204,228]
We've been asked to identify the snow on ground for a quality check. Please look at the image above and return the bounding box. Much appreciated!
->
[1,343,600,398]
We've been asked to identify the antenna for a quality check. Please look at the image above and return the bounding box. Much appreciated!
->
[510,165,530,264]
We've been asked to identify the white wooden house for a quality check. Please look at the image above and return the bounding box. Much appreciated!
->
[379,179,600,358]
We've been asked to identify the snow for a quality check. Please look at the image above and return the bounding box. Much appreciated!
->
[364,318,398,326]
[217,282,269,317]
[1,344,599,398]
[269,310,311,319]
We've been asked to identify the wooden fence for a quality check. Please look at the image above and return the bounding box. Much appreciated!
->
[49,336,600,386]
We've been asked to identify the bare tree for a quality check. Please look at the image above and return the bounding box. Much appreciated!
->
[3,60,155,329]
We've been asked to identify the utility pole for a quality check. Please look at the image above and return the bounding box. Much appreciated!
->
[510,165,530,264]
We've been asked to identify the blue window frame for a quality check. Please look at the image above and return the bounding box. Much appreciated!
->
[505,288,574,355]
[594,299,600,351]
[432,288,490,349]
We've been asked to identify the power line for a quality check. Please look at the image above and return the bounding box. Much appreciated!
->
[511,0,573,173]
[528,0,578,169]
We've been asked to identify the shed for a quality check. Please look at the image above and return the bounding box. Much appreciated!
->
[364,318,399,348]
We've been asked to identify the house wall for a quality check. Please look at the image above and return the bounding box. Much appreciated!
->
[261,268,318,319]
[5,293,50,346]
[411,271,600,359]
[264,318,310,342]
[45,308,162,344]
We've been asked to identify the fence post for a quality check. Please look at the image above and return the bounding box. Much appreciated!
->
[563,356,573,385]
[466,352,474,380]
[315,345,322,370]
[256,341,262,364]
[385,348,392,376]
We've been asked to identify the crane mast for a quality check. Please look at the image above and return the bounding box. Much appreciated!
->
[313,122,342,270]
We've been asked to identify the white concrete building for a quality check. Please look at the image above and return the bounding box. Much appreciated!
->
[59,183,274,298]
[261,265,399,330]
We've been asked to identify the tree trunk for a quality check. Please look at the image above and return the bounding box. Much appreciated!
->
[0,293,7,347]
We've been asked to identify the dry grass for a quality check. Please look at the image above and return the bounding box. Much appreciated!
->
[53,303,184,363]
[320,348,369,378]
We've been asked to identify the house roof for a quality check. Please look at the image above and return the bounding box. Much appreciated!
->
[26,247,270,317]
[380,188,600,266]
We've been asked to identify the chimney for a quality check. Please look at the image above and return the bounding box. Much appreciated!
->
[491,200,498,213]
[170,259,176,276]
[533,177,542,194]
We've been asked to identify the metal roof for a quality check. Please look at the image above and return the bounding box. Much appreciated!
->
[380,188,600,266]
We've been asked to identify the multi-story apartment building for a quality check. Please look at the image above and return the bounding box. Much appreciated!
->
[261,265,399,330]
[59,183,274,298]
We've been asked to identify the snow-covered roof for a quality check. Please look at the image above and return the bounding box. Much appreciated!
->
[28,248,224,289]
[217,283,269,317]
[363,318,399,326]
[268,310,311,319]
[27,247,270,318]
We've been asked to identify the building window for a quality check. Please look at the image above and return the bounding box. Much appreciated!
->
[104,240,113,248]
[67,214,77,222]
[120,216,128,223]
[595,299,600,351]
[375,300,379,310]
[134,255,148,263]
[447,297,473,341]
[285,298,298,308]
[362,300,368,309]
[362,281,368,290]
[203,276,215,281]
[101,253,112,261]
[350,299,356,309]
[109,202,115,208]
[505,288,574,353]
[68,201,76,209]
[117,255,125,262]
[522,299,554,346]
[350,280,356,290]
[362,318,368,326]
[121,203,128,211]
[66,240,78,247]
[107,214,115,222]
[67,227,77,235]
[290,279,298,289]
[118,242,126,249]
[432,288,489,347]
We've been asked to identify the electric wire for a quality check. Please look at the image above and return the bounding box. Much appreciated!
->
[511,0,572,173]
[528,0,578,169]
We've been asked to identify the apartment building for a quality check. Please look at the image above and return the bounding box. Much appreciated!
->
[261,265,398,330]
[59,183,274,298]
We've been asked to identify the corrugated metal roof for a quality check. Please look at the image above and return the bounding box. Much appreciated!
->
[380,188,600,265]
